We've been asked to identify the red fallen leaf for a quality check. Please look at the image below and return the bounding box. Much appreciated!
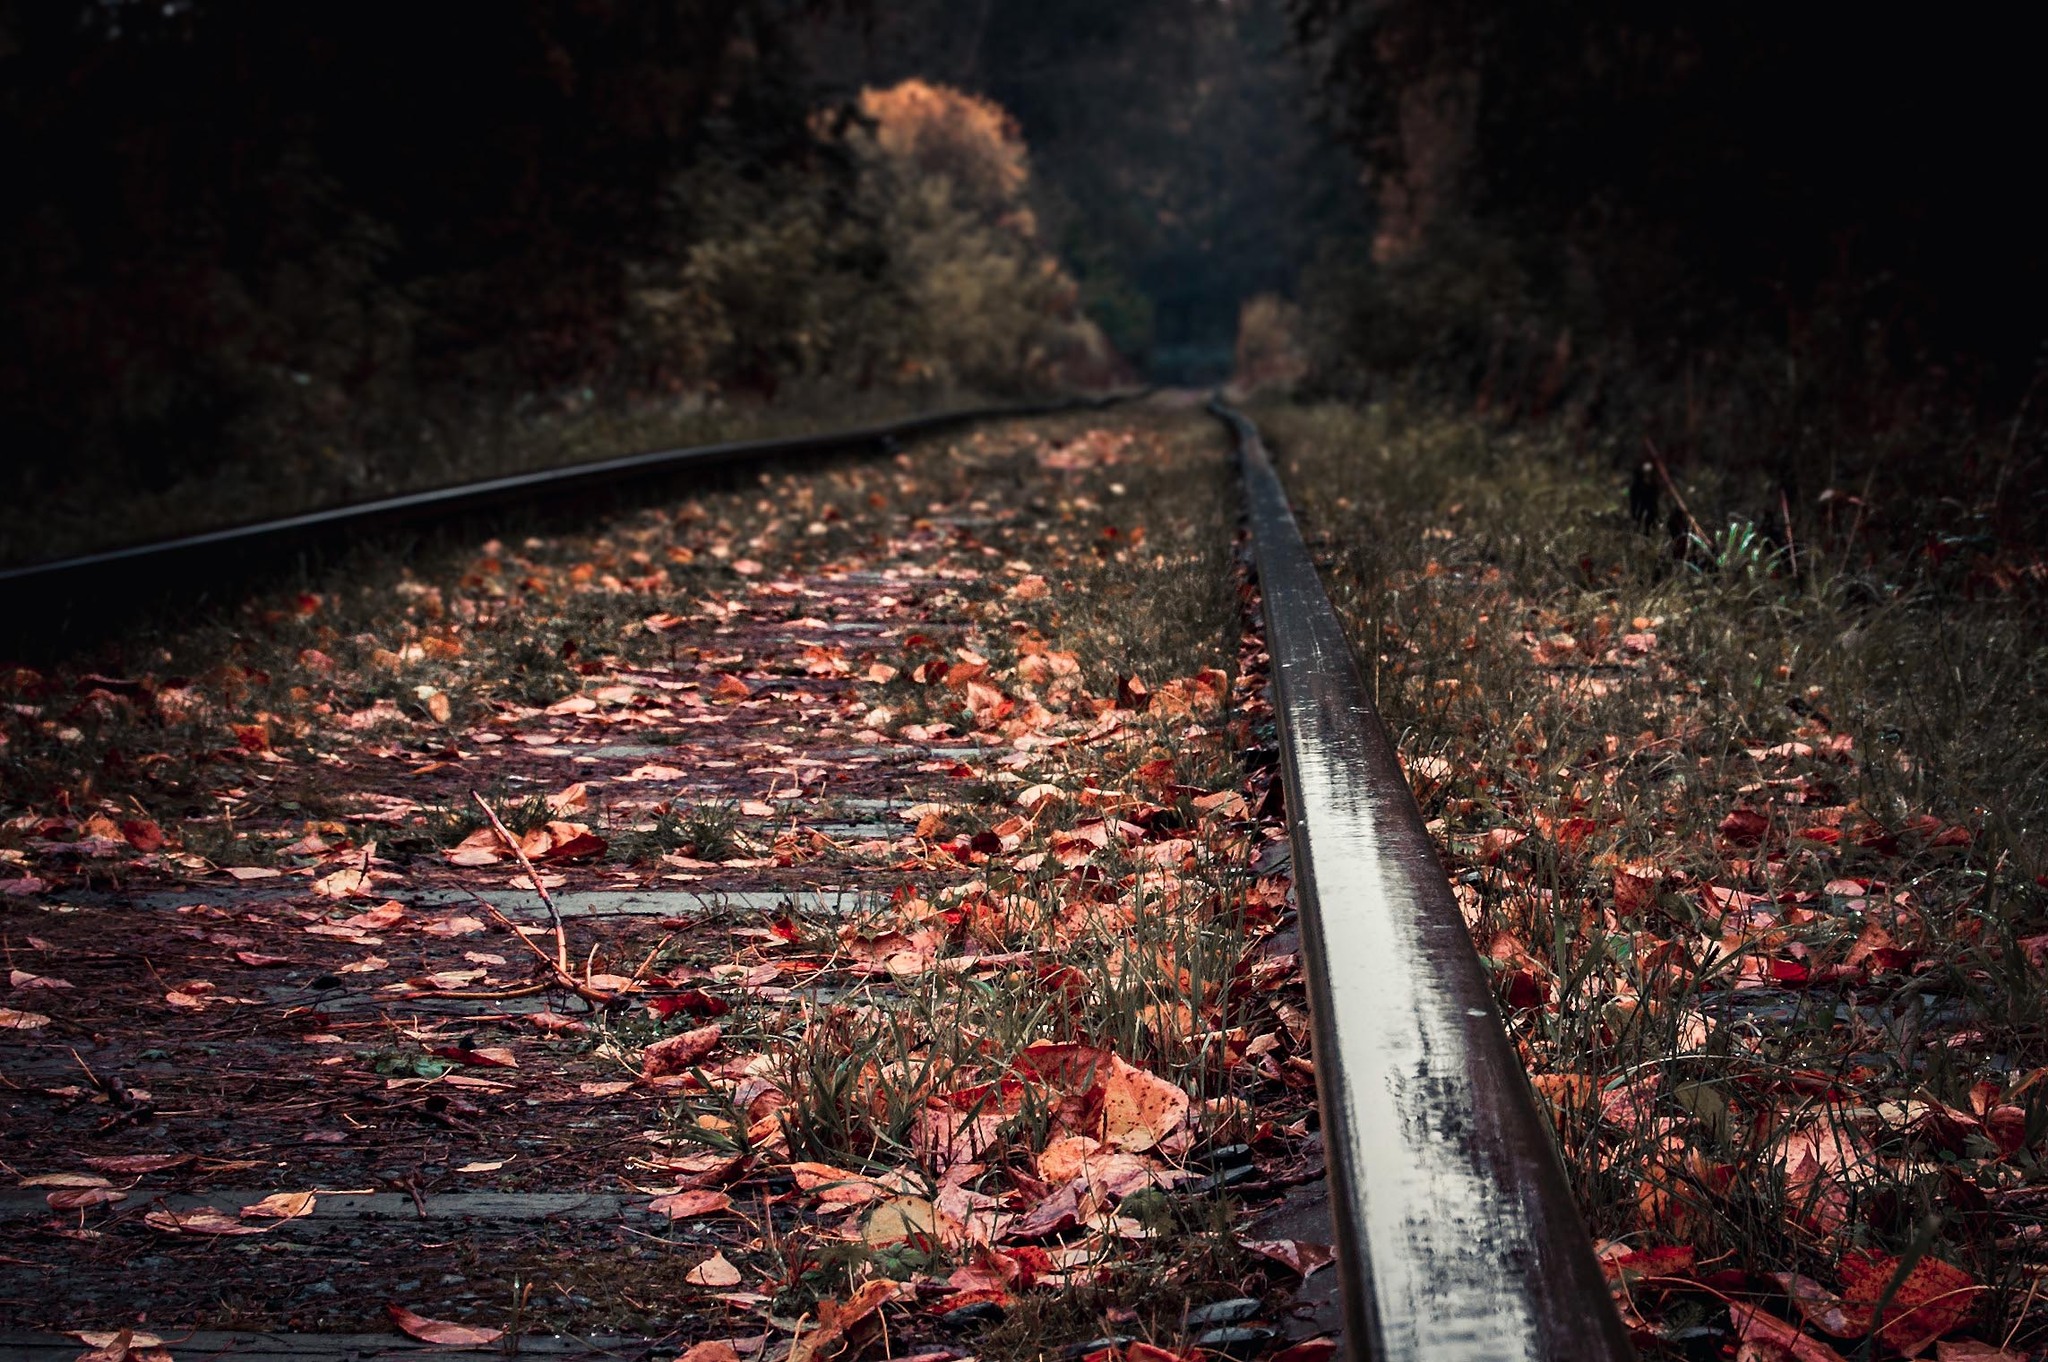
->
[1014,1040,1116,1090]
[230,722,271,752]
[387,1304,503,1346]
[1728,1301,1849,1362]
[47,1186,126,1209]
[1240,1238,1337,1278]
[648,989,731,1020]
[1768,958,1813,985]
[430,1045,518,1069]
[1269,1341,1339,1362]
[120,819,166,852]
[1984,1105,2029,1156]
[649,1190,733,1220]
[1797,826,1842,845]
[641,1024,722,1080]
[929,1286,1011,1316]
[1599,1244,1696,1283]
[233,951,293,968]
[1133,757,1179,793]
[1719,808,1770,845]
[1500,967,1549,1010]
[1839,1251,1980,1352]
[1552,816,1600,850]
[1127,1345,1192,1362]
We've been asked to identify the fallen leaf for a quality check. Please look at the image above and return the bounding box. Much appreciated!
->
[1840,1250,1980,1353]
[1099,1055,1190,1152]
[1728,1301,1849,1362]
[686,1251,743,1287]
[144,1207,268,1236]
[47,1187,126,1210]
[21,1173,113,1188]
[1240,1238,1337,1278]
[241,1191,316,1220]
[387,1304,503,1346]
[649,1190,733,1220]
[678,1345,746,1362]
[0,1007,51,1029]
[642,1024,722,1080]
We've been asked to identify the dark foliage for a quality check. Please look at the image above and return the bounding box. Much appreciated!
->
[1294,0,2046,394]
[0,0,820,493]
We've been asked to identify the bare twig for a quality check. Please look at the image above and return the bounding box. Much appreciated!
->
[458,888,618,1007]
[471,790,569,973]
[1779,488,1799,577]
[1643,437,1707,547]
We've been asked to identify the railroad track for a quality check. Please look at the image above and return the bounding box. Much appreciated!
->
[1,395,1627,1361]
[1213,399,1631,1361]
[0,393,1133,656]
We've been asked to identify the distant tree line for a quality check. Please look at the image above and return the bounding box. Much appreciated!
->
[1291,0,2045,410]
[0,0,1109,525]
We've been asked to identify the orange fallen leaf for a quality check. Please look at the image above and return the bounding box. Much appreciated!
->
[1099,1055,1189,1152]
[649,1190,733,1220]
[678,1344,746,1362]
[242,1191,316,1220]
[387,1304,503,1346]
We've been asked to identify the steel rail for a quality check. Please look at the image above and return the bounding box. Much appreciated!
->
[1212,398,1634,1362]
[0,391,1136,652]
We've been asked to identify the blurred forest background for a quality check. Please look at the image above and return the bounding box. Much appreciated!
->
[1285,0,2046,519]
[1,0,2041,561]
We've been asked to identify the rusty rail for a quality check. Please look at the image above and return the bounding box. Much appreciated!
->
[1212,398,1634,1361]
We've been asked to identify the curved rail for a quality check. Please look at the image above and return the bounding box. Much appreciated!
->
[1212,398,1634,1362]
[0,391,1136,653]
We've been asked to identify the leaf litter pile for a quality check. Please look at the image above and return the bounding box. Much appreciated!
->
[1,404,1338,1362]
[1263,399,2048,1361]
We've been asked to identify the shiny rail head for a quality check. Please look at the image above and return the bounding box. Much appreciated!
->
[1210,397,1634,1362]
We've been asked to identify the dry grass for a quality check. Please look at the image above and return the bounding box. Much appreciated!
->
[1256,395,2048,1357]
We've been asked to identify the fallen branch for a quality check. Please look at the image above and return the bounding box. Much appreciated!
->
[471,790,570,973]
